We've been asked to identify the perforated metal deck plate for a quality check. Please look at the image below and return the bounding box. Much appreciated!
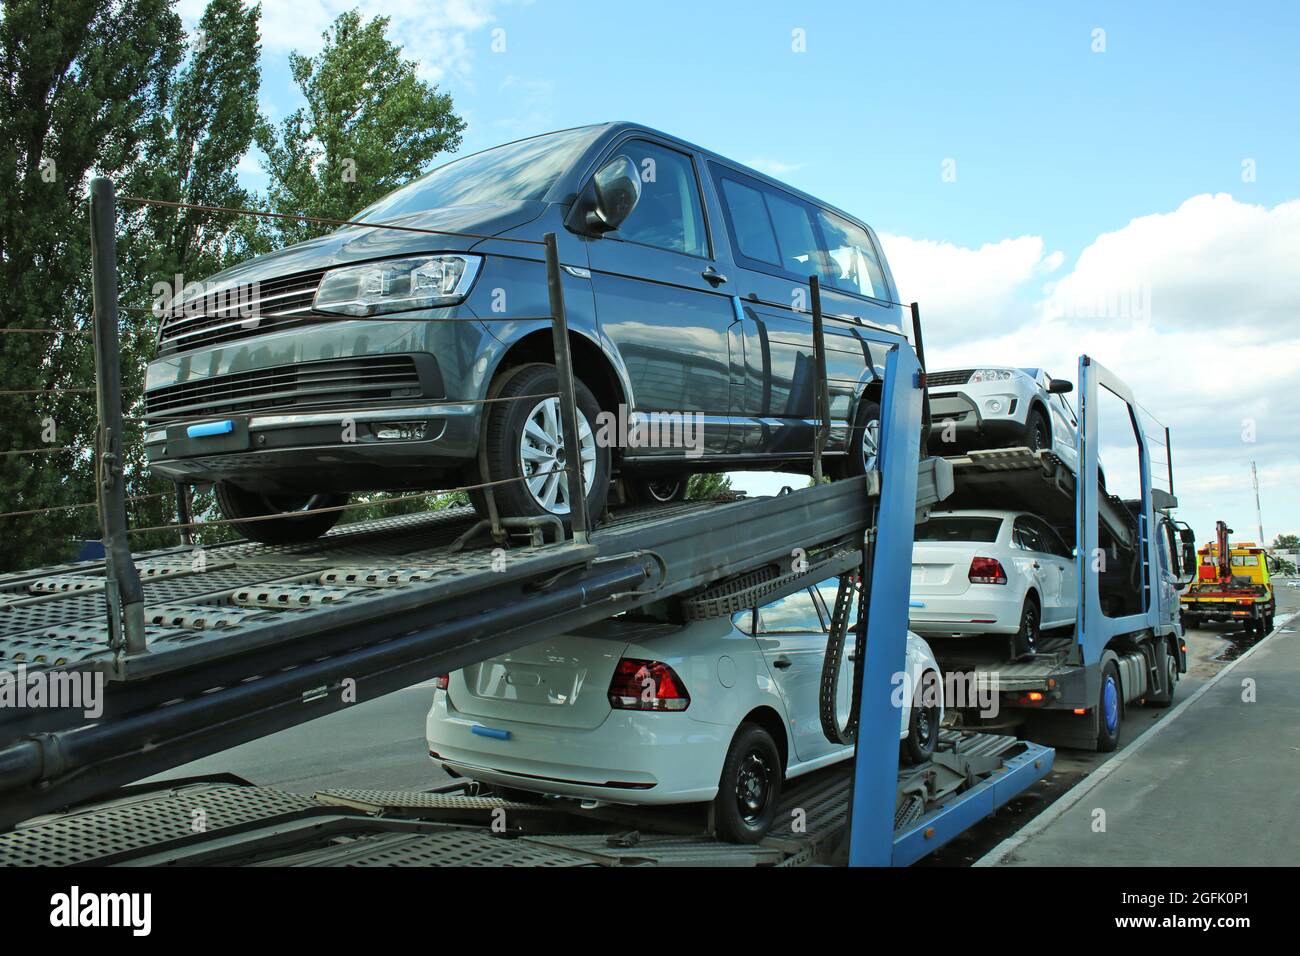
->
[0,782,321,866]
[0,506,601,681]
[265,830,600,867]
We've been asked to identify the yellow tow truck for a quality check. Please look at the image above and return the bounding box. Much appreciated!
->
[1179,520,1276,635]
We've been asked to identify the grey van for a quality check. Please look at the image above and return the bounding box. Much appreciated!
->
[144,122,905,542]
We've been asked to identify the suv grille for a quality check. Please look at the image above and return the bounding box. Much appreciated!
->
[157,271,326,355]
[926,369,974,387]
[144,355,424,422]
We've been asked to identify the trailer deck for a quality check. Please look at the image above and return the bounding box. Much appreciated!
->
[0,473,928,828]
[0,730,1051,867]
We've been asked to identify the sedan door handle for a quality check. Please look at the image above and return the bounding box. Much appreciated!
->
[701,266,728,286]
[772,656,793,669]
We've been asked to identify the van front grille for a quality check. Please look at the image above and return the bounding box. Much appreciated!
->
[156,271,326,355]
[144,355,425,422]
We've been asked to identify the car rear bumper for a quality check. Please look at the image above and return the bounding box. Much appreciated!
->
[908,590,1023,637]
[424,693,730,805]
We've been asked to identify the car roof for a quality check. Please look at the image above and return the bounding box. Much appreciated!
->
[925,509,1027,521]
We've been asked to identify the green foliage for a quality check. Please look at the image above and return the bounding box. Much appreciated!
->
[254,8,465,245]
[686,473,733,500]
[1273,533,1299,550]
[0,0,185,571]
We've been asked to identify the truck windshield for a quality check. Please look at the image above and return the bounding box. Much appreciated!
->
[915,516,1003,543]
[353,125,603,221]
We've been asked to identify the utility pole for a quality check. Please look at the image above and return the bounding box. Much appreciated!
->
[1251,461,1265,548]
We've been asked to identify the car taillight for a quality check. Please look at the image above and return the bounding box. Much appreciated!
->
[433,674,449,691]
[608,658,690,711]
[968,556,1008,585]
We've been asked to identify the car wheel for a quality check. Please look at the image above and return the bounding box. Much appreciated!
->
[624,475,689,505]
[214,483,347,544]
[1014,594,1041,659]
[900,673,941,765]
[833,397,881,479]
[1096,661,1122,752]
[714,722,783,844]
[478,363,611,530]
[1026,408,1051,453]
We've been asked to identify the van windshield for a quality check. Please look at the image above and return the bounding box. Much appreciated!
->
[353,126,603,221]
[915,516,1003,543]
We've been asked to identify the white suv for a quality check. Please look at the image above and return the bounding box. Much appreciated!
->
[426,580,943,843]
[925,367,1080,471]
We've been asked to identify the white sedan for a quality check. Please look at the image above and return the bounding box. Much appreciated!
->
[426,580,943,843]
[908,509,1077,656]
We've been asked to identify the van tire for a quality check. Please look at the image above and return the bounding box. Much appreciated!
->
[833,397,881,480]
[477,363,610,530]
[714,722,783,844]
[214,483,347,544]
[624,476,689,505]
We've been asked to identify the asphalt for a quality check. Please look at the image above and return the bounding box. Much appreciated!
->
[978,603,1300,867]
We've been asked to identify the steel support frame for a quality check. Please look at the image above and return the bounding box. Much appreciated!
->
[847,343,924,866]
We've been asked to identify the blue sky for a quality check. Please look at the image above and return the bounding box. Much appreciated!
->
[185,0,1300,544]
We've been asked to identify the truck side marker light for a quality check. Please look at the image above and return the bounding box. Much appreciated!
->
[1073,708,1087,715]
[924,827,936,840]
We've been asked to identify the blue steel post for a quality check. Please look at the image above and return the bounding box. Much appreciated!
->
[848,343,923,867]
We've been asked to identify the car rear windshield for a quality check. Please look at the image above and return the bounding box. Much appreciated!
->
[352,126,603,221]
[915,516,1003,543]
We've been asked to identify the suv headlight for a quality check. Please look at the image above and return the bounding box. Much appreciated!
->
[313,254,482,317]
[969,368,1014,383]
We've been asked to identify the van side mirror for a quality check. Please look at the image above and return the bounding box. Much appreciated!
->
[1048,378,1073,394]
[566,155,641,235]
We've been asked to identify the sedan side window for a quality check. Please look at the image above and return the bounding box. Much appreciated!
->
[1013,517,1045,553]
[755,588,824,634]
[613,140,709,257]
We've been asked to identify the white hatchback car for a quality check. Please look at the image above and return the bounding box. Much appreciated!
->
[908,509,1077,657]
[426,580,944,843]
[925,367,1080,471]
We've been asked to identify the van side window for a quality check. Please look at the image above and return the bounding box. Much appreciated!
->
[719,178,781,265]
[713,165,827,280]
[613,140,708,257]
[814,209,889,300]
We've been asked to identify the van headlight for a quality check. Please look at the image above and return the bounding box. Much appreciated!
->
[313,254,482,317]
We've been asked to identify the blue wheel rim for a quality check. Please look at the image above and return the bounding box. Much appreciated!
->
[1102,676,1119,733]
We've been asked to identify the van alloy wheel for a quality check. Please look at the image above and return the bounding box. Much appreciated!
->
[861,419,880,472]
[518,396,596,515]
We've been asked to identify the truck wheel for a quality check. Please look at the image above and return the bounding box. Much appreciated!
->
[1149,639,1178,709]
[478,364,610,530]
[214,483,347,544]
[714,723,782,844]
[1096,662,1122,752]
[900,675,941,765]
[624,476,688,505]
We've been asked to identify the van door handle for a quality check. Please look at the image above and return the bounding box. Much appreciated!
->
[772,656,793,669]
[701,267,728,286]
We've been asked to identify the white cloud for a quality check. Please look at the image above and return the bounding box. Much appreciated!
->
[888,193,1300,542]
[877,233,1061,340]
[744,158,807,178]
[178,0,506,86]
